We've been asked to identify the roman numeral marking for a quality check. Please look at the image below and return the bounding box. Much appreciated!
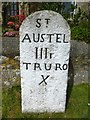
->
[39,75,50,85]
[35,47,53,59]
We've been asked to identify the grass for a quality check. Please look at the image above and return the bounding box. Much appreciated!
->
[2,84,89,118]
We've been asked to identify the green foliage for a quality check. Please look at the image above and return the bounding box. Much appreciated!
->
[71,21,90,43]
[70,7,88,25]
[73,7,82,23]
[2,84,88,118]
[70,4,77,12]
[38,2,64,14]
[62,13,70,20]
[68,7,89,43]
[2,28,8,34]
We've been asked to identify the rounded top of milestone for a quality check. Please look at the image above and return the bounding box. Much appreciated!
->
[20,10,70,31]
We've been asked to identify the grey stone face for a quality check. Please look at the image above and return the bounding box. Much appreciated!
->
[20,10,70,113]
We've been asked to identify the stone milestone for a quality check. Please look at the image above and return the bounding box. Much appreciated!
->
[20,10,70,112]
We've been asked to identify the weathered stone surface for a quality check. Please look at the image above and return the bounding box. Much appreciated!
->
[20,10,70,112]
[0,55,20,88]
[2,37,19,57]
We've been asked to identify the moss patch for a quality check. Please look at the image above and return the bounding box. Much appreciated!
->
[2,58,19,69]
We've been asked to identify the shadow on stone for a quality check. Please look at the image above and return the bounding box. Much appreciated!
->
[66,56,74,110]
